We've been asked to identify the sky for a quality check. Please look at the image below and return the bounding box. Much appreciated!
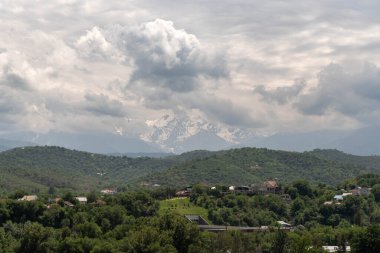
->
[1,0,380,137]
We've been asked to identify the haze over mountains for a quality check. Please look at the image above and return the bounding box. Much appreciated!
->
[1,115,380,156]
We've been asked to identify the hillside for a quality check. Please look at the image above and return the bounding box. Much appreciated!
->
[142,148,374,187]
[0,146,378,194]
[0,146,181,194]
[309,149,380,170]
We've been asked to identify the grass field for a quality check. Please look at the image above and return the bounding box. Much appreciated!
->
[159,197,210,223]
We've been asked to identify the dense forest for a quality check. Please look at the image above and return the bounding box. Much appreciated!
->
[0,146,378,194]
[0,174,379,252]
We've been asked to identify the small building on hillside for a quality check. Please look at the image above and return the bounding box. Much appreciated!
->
[75,197,88,204]
[100,189,117,195]
[235,186,251,193]
[281,194,292,202]
[334,195,344,202]
[322,246,351,252]
[175,190,191,197]
[260,180,278,194]
[277,221,292,228]
[64,201,75,207]
[184,215,209,225]
[350,187,371,196]
[18,195,38,201]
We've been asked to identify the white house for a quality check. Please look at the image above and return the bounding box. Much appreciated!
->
[322,246,351,252]
[75,197,88,204]
[18,195,38,201]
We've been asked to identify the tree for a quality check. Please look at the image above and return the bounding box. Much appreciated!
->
[86,191,97,204]
[17,222,57,253]
[48,186,57,195]
[159,213,200,253]
[272,228,288,253]
[293,180,313,197]
[74,222,102,238]
[351,225,380,253]
[0,227,17,253]
[371,184,380,202]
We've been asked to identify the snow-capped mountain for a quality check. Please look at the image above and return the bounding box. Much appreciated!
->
[141,114,256,153]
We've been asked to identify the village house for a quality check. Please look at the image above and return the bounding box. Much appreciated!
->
[350,186,371,196]
[75,197,88,204]
[184,215,209,225]
[277,220,293,228]
[175,190,191,197]
[18,195,38,201]
[234,186,252,194]
[281,193,292,202]
[322,246,351,252]
[100,189,117,195]
[64,201,75,207]
[260,180,278,194]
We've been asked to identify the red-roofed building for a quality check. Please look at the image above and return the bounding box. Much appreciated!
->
[261,180,278,194]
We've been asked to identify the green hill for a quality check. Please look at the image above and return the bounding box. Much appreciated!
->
[142,148,375,187]
[0,146,378,194]
[309,149,380,170]
[0,146,180,194]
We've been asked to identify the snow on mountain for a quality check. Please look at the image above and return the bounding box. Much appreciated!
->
[141,114,255,153]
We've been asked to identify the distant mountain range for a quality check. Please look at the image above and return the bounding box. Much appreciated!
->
[1,116,380,156]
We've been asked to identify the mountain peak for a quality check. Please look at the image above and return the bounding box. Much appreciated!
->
[141,114,255,153]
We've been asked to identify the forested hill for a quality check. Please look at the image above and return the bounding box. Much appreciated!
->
[0,146,179,194]
[309,149,380,170]
[0,146,378,193]
[143,148,374,187]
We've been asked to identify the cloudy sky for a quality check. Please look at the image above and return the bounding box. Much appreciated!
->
[1,0,380,137]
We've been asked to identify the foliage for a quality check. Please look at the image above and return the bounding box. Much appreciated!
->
[0,146,379,194]
[0,177,378,252]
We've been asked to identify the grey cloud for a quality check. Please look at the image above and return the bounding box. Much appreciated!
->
[0,90,27,123]
[180,94,264,128]
[84,93,127,117]
[139,86,263,128]
[75,26,123,62]
[141,88,179,110]
[296,62,380,118]
[197,98,264,128]
[3,0,380,135]
[77,19,227,92]
[1,73,32,91]
[255,80,306,105]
